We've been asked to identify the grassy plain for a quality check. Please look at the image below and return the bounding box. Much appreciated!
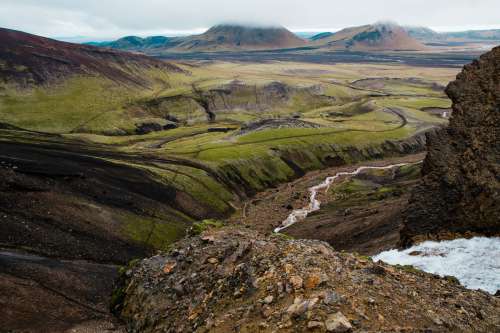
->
[0,59,459,248]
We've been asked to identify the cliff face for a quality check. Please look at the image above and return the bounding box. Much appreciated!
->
[401,46,500,244]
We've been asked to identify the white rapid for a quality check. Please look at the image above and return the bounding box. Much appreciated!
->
[373,237,500,294]
[274,162,416,233]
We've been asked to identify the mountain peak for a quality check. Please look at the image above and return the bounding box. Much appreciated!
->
[209,23,284,30]
[313,22,425,51]
[90,34,178,51]
[172,24,306,51]
[373,21,401,29]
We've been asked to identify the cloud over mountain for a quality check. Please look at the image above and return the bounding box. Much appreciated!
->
[2,0,500,40]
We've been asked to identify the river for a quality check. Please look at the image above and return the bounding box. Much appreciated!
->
[274,161,421,233]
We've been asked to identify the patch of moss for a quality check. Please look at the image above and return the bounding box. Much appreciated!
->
[395,264,423,274]
[343,178,372,194]
[443,275,460,284]
[118,258,141,275]
[397,163,422,180]
[0,76,143,133]
[329,179,375,202]
[110,281,127,315]
[190,219,224,235]
[14,65,28,72]
[271,232,295,240]
[371,186,395,199]
[100,158,234,216]
[378,96,451,110]
[353,252,373,262]
[0,67,196,134]
[122,214,187,251]
[111,258,141,315]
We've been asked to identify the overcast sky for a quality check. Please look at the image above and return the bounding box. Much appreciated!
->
[2,0,500,41]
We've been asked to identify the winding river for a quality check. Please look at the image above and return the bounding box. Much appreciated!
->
[274,162,420,233]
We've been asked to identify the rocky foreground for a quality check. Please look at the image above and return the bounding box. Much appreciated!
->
[115,227,500,332]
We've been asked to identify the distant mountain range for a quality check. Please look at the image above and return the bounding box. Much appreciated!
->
[89,25,307,53]
[86,35,181,51]
[405,26,500,44]
[86,23,426,53]
[80,23,500,54]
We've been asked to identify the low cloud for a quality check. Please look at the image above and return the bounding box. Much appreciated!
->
[2,0,500,40]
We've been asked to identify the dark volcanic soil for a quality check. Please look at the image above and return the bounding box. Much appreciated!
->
[0,140,183,263]
[0,250,124,333]
[0,131,230,333]
[158,50,478,68]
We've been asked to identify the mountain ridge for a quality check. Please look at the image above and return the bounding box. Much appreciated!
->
[0,27,183,87]
[87,22,426,53]
[311,23,426,51]
[406,26,500,42]
[85,23,500,54]
[170,24,307,51]
[88,35,182,51]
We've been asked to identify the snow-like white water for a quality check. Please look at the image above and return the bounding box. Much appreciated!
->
[274,162,417,233]
[373,237,500,294]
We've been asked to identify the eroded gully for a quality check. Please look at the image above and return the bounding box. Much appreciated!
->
[274,161,422,233]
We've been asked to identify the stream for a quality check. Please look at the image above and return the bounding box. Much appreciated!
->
[274,162,418,233]
[374,237,500,294]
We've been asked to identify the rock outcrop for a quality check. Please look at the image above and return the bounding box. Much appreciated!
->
[401,46,500,245]
[115,227,500,332]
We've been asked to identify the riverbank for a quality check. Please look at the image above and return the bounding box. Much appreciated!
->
[230,153,424,254]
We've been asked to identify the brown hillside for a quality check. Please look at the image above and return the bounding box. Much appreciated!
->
[0,27,183,87]
[171,25,307,52]
[315,23,425,51]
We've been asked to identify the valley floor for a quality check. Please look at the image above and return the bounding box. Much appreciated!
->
[230,153,425,255]
[0,54,478,332]
[157,49,478,68]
